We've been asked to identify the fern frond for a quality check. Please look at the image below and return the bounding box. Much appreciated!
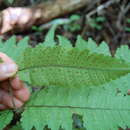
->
[1,27,130,130]
[115,45,130,62]
[18,44,130,87]
[43,25,57,47]
[0,36,29,61]
[21,75,130,130]
[0,110,13,130]
[21,38,130,130]
[76,36,111,56]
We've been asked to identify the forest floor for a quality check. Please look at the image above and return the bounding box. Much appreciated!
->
[0,0,130,55]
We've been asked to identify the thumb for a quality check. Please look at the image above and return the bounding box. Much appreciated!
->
[0,52,18,81]
[0,62,17,81]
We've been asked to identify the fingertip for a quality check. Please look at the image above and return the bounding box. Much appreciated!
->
[10,76,23,90]
[1,91,24,108]
[5,97,23,109]
[0,81,9,91]
[0,52,14,63]
[14,87,30,102]
[13,97,24,108]
[0,63,17,81]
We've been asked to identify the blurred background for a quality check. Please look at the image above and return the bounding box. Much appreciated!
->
[0,0,130,54]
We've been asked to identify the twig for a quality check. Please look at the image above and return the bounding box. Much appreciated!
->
[86,0,119,19]
[116,3,130,31]
[39,18,71,30]
[105,21,116,37]
[84,0,101,12]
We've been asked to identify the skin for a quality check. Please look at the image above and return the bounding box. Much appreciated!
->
[0,52,30,110]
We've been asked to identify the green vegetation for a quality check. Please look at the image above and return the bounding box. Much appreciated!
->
[87,16,106,30]
[0,27,130,130]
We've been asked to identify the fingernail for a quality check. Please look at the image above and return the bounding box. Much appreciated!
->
[2,63,17,74]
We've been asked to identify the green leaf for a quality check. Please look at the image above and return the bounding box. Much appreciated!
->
[115,45,130,62]
[126,18,130,23]
[87,19,103,30]
[57,35,72,48]
[18,44,130,87]
[0,28,130,130]
[20,32,130,130]
[95,16,106,22]
[5,0,14,4]
[70,14,80,21]
[75,35,88,50]
[85,38,98,52]
[43,25,57,47]
[97,41,110,56]
[0,36,29,62]
[0,110,13,130]
[125,27,130,32]
[21,75,130,130]
[76,37,110,56]
[21,88,73,130]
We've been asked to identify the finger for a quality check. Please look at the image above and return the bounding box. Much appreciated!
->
[0,90,23,108]
[0,52,14,63]
[10,76,23,90]
[1,76,24,91]
[0,104,8,110]
[14,87,30,102]
[0,81,10,91]
[0,63,17,81]
[0,53,17,81]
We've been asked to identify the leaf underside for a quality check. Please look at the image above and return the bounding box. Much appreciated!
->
[18,45,130,88]
[20,29,130,130]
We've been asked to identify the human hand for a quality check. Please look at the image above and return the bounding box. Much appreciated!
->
[0,52,30,110]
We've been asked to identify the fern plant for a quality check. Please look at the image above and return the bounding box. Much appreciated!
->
[0,26,130,130]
